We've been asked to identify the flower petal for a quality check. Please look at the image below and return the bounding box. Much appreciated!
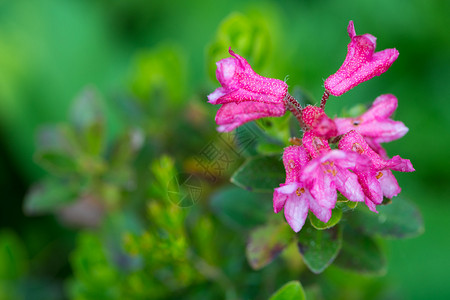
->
[215,101,286,132]
[334,168,367,203]
[307,192,332,223]
[324,21,399,96]
[379,170,401,198]
[284,194,309,232]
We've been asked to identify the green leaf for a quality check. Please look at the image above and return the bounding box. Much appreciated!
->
[309,207,343,230]
[246,221,294,270]
[231,155,284,192]
[347,197,424,239]
[24,178,80,215]
[0,230,28,280]
[70,87,105,156]
[207,12,272,81]
[34,150,79,175]
[333,225,386,275]
[129,44,186,106]
[34,125,81,175]
[269,281,306,300]
[297,223,342,274]
[210,186,272,229]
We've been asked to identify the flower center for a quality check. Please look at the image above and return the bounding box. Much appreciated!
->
[296,187,305,196]
[352,142,364,154]
[376,172,383,179]
[322,161,337,176]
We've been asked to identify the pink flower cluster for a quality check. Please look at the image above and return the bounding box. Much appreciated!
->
[207,21,414,232]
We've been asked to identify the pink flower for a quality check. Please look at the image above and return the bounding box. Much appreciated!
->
[301,105,337,139]
[324,21,399,96]
[208,48,288,131]
[334,94,408,158]
[215,101,285,132]
[301,131,372,206]
[273,146,332,232]
[339,130,415,212]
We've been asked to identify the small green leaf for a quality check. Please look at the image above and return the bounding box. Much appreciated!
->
[0,230,28,280]
[231,155,284,192]
[70,87,105,156]
[24,179,80,215]
[34,150,79,175]
[309,207,343,230]
[246,221,294,270]
[347,197,424,239]
[297,223,342,274]
[210,186,272,229]
[129,44,186,105]
[346,201,358,209]
[269,281,306,300]
[207,12,272,81]
[333,225,386,275]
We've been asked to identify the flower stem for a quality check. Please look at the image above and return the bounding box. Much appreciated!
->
[285,93,306,130]
[320,90,330,110]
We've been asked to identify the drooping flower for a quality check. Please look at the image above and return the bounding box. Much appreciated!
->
[339,130,415,211]
[208,48,288,131]
[324,21,399,96]
[215,101,286,132]
[334,94,408,158]
[301,131,371,206]
[301,105,337,139]
[273,145,332,232]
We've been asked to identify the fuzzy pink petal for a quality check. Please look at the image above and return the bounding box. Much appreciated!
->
[356,170,383,204]
[301,158,337,209]
[386,155,415,172]
[334,168,367,203]
[363,94,398,121]
[282,146,310,183]
[324,21,399,96]
[359,120,409,142]
[379,170,401,198]
[302,106,337,139]
[365,138,389,159]
[215,101,286,132]
[208,48,288,105]
[302,131,332,158]
[308,193,332,223]
[339,130,386,170]
[273,189,288,213]
[284,194,309,232]
[365,198,379,213]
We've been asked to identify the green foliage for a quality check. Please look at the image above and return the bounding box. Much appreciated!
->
[210,186,272,229]
[231,155,285,192]
[246,220,295,270]
[298,223,342,274]
[24,178,80,214]
[129,44,186,106]
[348,197,424,239]
[1,2,435,299]
[269,281,306,300]
[207,11,273,81]
[309,207,343,230]
[334,226,387,275]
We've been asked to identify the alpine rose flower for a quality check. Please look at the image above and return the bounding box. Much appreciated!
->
[208,48,288,131]
[301,131,372,206]
[339,130,415,212]
[334,94,408,158]
[273,146,332,232]
[302,105,337,139]
[324,21,399,96]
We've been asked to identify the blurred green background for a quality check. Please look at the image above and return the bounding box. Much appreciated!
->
[1,0,449,299]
